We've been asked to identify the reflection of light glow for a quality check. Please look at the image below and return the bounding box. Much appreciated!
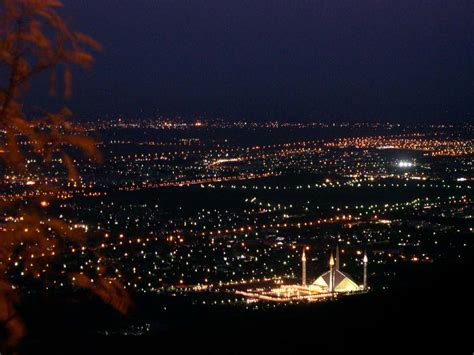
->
[209,158,242,166]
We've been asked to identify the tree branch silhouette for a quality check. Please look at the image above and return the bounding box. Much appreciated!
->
[0,0,130,348]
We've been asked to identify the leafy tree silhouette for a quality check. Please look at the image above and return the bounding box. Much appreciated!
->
[0,0,130,348]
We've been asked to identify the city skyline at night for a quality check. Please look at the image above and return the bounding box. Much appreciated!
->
[1,1,473,354]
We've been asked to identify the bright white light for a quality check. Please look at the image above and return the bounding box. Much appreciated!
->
[397,161,414,168]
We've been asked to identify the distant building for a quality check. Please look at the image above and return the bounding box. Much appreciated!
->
[309,246,365,293]
[236,247,368,302]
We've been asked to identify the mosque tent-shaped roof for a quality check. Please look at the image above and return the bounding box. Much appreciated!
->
[311,269,361,293]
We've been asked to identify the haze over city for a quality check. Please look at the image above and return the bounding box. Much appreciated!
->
[27,0,474,121]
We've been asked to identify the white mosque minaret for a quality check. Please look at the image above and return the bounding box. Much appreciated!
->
[363,250,368,290]
[301,248,307,286]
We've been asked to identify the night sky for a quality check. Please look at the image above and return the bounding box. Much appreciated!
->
[30,0,474,121]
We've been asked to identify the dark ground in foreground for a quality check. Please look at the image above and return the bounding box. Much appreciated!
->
[8,250,474,354]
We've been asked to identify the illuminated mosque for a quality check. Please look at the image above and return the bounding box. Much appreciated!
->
[236,246,368,302]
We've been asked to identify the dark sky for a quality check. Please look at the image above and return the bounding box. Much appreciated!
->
[30,0,474,121]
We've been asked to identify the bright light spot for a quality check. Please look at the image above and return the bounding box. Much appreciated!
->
[397,161,414,168]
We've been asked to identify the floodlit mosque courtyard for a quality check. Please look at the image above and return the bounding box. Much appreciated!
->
[235,248,369,302]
